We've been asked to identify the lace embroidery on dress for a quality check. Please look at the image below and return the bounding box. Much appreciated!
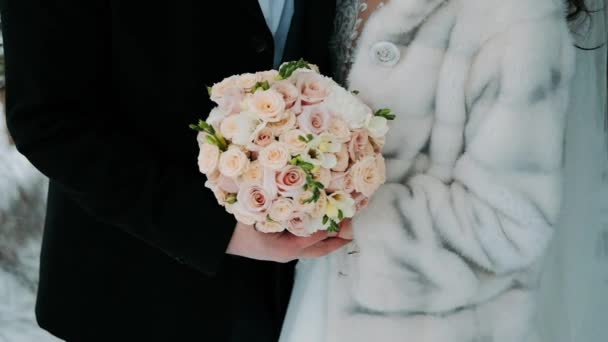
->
[329,0,386,85]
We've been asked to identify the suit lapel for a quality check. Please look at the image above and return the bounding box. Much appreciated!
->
[236,0,270,33]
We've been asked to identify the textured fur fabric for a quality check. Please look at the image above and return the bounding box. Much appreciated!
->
[0,103,55,341]
[326,0,575,341]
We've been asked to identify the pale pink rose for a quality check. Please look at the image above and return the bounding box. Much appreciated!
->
[257,70,279,84]
[217,175,239,194]
[230,202,263,225]
[298,105,331,135]
[249,89,286,123]
[254,127,275,148]
[268,198,295,222]
[287,212,312,237]
[206,169,221,182]
[241,160,263,185]
[294,190,316,214]
[275,165,306,197]
[267,110,297,136]
[258,142,290,170]
[272,80,302,114]
[219,114,240,140]
[328,171,356,193]
[237,184,272,214]
[216,88,244,115]
[197,143,220,175]
[210,76,238,102]
[235,73,261,90]
[310,191,328,218]
[295,72,330,105]
[312,166,332,188]
[351,155,385,197]
[279,129,308,155]
[262,166,279,200]
[205,180,229,206]
[348,130,374,162]
[332,143,349,172]
[218,147,250,178]
[329,118,351,143]
[255,219,286,234]
[353,192,370,211]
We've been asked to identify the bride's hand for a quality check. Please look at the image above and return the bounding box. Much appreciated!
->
[337,219,353,240]
[226,222,352,263]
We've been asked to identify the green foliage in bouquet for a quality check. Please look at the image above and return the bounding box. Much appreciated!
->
[277,59,312,80]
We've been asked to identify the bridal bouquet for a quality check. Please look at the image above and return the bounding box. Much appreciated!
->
[191,60,395,236]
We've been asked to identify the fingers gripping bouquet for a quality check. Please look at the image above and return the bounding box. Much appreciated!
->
[191,60,395,237]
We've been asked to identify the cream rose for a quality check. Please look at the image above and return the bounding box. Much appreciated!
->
[268,198,295,222]
[205,180,227,206]
[329,117,351,143]
[267,110,297,136]
[241,160,263,185]
[279,129,308,155]
[219,114,240,140]
[230,202,263,225]
[327,171,356,193]
[255,219,286,234]
[272,80,302,114]
[332,143,349,172]
[218,147,249,178]
[210,76,238,102]
[348,130,374,162]
[197,143,220,175]
[295,72,330,105]
[275,165,306,197]
[249,89,286,123]
[216,175,239,194]
[216,88,244,115]
[237,184,272,215]
[206,107,226,131]
[294,190,316,214]
[298,105,331,135]
[257,70,279,84]
[258,142,290,170]
[236,73,261,90]
[351,155,385,197]
[287,212,313,237]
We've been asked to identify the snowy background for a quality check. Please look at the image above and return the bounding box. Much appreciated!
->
[0,2,606,341]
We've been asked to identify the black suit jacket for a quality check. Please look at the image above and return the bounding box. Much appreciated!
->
[0,1,335,341]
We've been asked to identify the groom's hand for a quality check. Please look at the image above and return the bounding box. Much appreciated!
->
[226,223,352,263]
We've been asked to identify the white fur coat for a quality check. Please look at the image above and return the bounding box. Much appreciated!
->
[326,0,575,341]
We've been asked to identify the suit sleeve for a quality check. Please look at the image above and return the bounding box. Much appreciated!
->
[351,19,575,312]
[0,0,235,276]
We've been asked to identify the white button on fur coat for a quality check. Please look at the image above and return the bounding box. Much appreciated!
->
[326,0,575,341]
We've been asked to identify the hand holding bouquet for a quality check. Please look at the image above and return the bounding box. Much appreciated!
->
[191,60,395,237]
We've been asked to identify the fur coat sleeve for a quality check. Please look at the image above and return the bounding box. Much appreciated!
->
[346,0,575,314]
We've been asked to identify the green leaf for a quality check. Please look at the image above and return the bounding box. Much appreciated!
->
[338,209,344,221]
[206,135,219,146]
[306,134,314,141]
[207,86,213,97]
[323,215,329,225]
[189,124,203,132]
[298,135,308,143]
[253,80,271,92]
[327,220,340,233]
[225,194,237,205]
[351,90,360,95]
[315,181,325,189]
[374,108,397,121]
[278,59,312,79]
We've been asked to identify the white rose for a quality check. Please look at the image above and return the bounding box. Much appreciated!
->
[324,84,373,129]
[256,219,286,234]
[248,89,287,123]
[197,143,220,175]
[279,129,308,155]
[206,107,226,131]
[235,73,261,90]
[218,146,250,178]
[268,198,295,222]
[241,160,264,185]
[258,142,291,170]
[219,114,240,140]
